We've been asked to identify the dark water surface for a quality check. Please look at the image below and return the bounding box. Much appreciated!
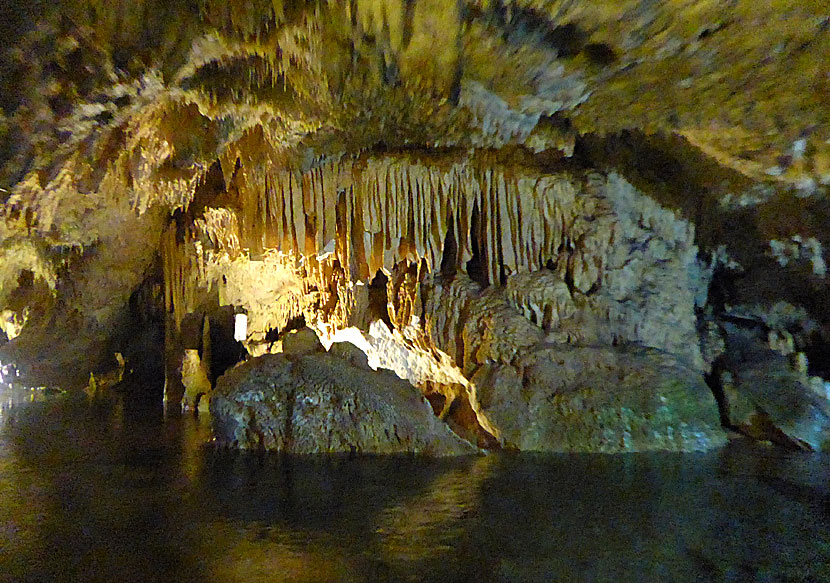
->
[1,387,829,583]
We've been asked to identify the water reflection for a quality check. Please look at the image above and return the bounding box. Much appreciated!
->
[1,387,829,583]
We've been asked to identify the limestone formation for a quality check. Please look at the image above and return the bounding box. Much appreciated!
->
[716,324,830,450]
[0,1,828,452]
[181,348,211,411]
[281,326,325,356]
[472,346,725,453]
[210,349,477,456]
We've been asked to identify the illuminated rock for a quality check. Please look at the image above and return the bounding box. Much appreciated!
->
[211,351,477,455]
[281,327,324,356]
[181,348,211,411]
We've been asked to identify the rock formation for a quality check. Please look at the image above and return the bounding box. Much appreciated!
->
[473,345,725,452]
[211,329,477,455]
[0,1,828,452]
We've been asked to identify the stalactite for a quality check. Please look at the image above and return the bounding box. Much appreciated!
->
[163,149,619,347]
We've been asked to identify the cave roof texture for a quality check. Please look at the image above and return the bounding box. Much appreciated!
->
[0,0,828,408]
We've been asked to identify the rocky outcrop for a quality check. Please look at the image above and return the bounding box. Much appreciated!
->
[473,346,725,453]
[715,323,830,451]
[210,333,477,455]
[421,171,707,372]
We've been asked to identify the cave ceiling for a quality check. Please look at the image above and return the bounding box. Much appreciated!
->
[0,0,828,395]
[1,0,827,196]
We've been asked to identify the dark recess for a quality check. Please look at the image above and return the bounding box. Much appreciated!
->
[440,220,458,278]
[369,270,394,330]
[208,306,248,382]
[583,42,617,66]
[278,314,308,339]
[111,258,167,403]
[466,202,488,287]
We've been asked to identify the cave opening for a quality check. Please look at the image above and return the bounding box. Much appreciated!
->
[263,326,280,345]
[187,160,227,215]
[122,264,165,384]
[207,305,247,382]
[424,391,446,417]
[278,314,307,340]
[699,262,741,429]
[703,361,732,429]
[422,381,501,450]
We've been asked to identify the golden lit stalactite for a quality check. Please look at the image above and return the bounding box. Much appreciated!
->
[170,148,689,341]
[211,150,593,290]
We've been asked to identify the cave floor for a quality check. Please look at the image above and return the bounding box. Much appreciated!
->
[1,387,829,583]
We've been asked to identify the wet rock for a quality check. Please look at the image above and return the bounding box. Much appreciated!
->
[181,348,211,411]
[423,172,707,375]
[473,346,726,453]
[719,325,830,450]
[210,352,477,455]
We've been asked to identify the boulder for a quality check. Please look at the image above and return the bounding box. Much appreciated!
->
[210,351,477,455]
[473,345,726,452]
[719,325,830,450]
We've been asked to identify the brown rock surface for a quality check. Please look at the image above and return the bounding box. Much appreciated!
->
[211,351,477,455]
[473,345,725,453]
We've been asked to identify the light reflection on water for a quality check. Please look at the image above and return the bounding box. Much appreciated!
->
[1,386,829,583]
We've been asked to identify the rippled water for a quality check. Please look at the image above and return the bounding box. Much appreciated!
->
[1,387,829,583]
